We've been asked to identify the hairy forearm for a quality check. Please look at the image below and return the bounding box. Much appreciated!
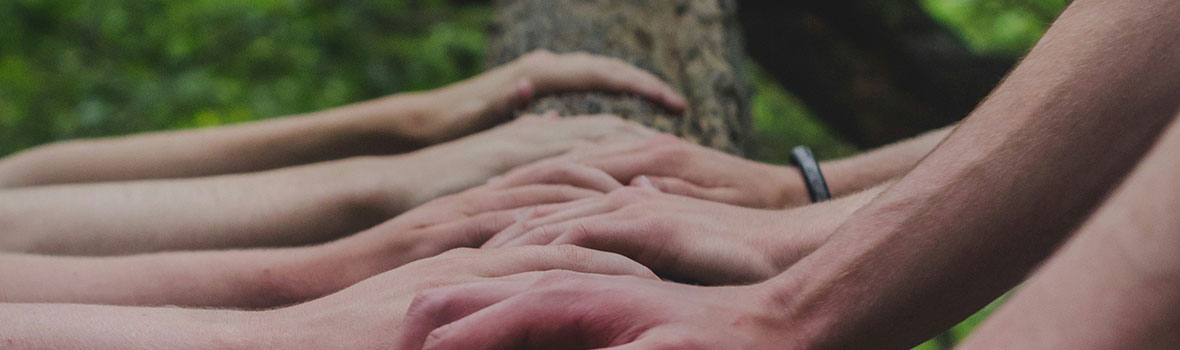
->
[0,157,395,255]
[821,126,952,196]
[767,1,1180,348]
[0,93,440,188]
[959,114,1180,350]
[0,303,266,349]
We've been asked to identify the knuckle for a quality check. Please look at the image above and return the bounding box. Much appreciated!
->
[421,326,457,350]
[405,289,453,319]
[439,247,478,258]
[608,186,654,204]
[535,269,585,286]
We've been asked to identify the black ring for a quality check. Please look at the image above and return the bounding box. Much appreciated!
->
[789,145,831,203]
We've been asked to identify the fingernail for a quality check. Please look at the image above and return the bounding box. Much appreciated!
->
[514,208,536,223]
[487,176,503,185]
[634,175,659,191]
[668,90,687,109]
[543,110,559,119]
[515,78,535,102]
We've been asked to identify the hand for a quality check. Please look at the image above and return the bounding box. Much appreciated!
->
[521,134,811,209]
[315,181,605,294]
[374,113,656,210]
[394,271,795,350]
[422,50,687,142]
[482,186,832,284]
[264,246,657,349]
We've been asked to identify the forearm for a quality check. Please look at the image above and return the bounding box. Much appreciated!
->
[0,93,440,188]
[0,303,267,349]
[766,1,1180,348]
[766,181,891,271]
[0,238,403,308]
[0,157,394,255]
[820,125,952,197]
[958,113,1180,350]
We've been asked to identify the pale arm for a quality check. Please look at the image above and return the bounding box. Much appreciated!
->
[818,125,951,198]
[958,112,1180,350]
[0,51,684,188]
[0,303,263,350]
[0,115,652,256]
[767,0,1180,348]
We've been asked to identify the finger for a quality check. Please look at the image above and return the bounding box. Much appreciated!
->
[493,160,624,193]
[565,134,663,162]
[423,209,520,249]
[481,196,602,248]
[478,245,657,280]
[486,203,619,249]
[575,137,687,181]
[394,279,531,350]
[590,336,663,350]
[465,184,601,214]
[531,53,687,112]
[630,175,719,201]
[417,288,578,350]
[548,218,651,260]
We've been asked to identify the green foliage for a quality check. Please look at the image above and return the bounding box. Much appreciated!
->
[0,0,489,156]
[922,0,1068,56]
[749,65,857,164]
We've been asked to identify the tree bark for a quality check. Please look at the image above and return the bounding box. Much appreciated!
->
[487,0,756,156]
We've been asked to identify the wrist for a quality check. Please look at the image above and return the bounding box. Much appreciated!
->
[754,273,833,350]
[767,164,812,209]
[420,84,503,142]
[754,208,832,275]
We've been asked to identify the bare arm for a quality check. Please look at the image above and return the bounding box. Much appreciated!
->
[769,1,1180,348]
[819,125,951,197]
[958,112,1180,350]
[0,246,654,349]
[0,115,650,255]
[0,182,600,308]
[0,303,261,350]
[0,51,684,188]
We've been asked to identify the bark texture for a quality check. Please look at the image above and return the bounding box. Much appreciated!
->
[488,0,756,156]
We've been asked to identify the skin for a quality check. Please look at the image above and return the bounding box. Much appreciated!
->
[482,183,887,284]
[958,112,1180,350]
[392,0,1180,348]
[0,114,657,255]
[0,180,606,308]
[0,50,686,188]
[0,245,657,350]
[522,125,951,210]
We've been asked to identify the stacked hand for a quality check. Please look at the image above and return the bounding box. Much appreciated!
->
[366,112,658,212]
[507,134,811,209]
[415,50,687,143]
[265,246,657,349]
[483,186,825,284]
[393,271,795,350]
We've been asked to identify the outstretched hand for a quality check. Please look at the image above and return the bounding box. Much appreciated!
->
[268,246,656,349]
[507,134,811,209]
[421,50,687,142]
[393,271,794,350]
[482,186,829,284]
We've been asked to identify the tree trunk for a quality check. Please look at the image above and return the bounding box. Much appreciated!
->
[487,0,756,156]
[740,1,1014,147]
